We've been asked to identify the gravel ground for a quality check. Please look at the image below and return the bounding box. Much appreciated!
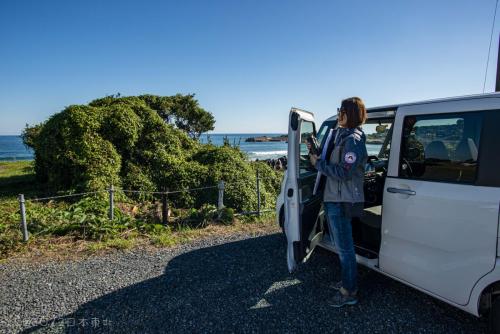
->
[0,232,489,334]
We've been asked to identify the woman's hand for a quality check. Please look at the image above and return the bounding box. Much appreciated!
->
[309,153,319,167]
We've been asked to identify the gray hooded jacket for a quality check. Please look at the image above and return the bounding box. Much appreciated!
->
[315,127,367,203]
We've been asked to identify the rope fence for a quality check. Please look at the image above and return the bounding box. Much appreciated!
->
[28,191,107,202]
[15,170,277,242]
[118,185,219,195]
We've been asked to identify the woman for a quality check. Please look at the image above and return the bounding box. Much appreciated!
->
[309,97,368,307]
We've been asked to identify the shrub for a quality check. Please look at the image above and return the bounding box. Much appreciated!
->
[27,105,121,191]
[192,145,257,211]
[100,104,143,157]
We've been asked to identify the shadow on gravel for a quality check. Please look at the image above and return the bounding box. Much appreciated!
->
[23,234,487,333]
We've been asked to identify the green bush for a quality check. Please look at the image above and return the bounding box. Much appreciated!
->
[27,105,121,191]
[100,104,143,157]
[195,149,282,212]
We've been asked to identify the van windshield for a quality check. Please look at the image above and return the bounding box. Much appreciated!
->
[316,118,393,159]
[317,120,336,148]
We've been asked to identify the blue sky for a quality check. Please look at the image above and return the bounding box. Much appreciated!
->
[0,0,498,135]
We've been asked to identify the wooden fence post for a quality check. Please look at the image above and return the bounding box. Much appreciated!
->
[162,188,169,225]
[256,170,261,217]
[18,194,28,242]
[108,185,114,220]
[217,181,225,210]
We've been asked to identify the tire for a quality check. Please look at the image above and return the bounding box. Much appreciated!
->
[490,297,500,334]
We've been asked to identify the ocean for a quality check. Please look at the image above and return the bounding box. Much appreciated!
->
[0,136,33,161]
[0,134,381,162]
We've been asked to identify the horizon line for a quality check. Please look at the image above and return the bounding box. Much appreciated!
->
[0,132,288,136]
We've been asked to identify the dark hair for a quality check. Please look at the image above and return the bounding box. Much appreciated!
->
[339,97,367,128]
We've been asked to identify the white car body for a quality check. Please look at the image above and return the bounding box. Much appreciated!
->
[277,93,500,326]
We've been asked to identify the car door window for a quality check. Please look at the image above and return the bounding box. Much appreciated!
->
[399,112,483,183]
[363,120,394,158]
[299,121,316,175]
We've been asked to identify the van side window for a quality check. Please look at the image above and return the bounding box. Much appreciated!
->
[399,112,483,184]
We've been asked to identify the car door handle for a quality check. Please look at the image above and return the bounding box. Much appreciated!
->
[387,187,416,196]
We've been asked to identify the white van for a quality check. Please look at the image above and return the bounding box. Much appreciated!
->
[276,93,500,333]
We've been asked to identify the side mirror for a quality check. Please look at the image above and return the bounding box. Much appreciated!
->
[376,124,387,133]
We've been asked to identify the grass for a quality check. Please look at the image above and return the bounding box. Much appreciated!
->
[149,225,196,247]
[0,161,36,259]
[0,160,33,178]
[87,237,138,252]
[0,161,280,262]
[0,161,37,198]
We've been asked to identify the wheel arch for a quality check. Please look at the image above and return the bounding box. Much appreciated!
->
[479,280,500,316]
[464,260,500,316]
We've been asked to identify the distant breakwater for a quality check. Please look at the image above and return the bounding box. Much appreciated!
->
[245,135,287,143]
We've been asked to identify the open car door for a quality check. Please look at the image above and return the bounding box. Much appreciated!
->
[285,108,324,272]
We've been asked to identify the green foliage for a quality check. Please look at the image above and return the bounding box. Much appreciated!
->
[100,104,143,157]
[190,146,282,212]
[0,161,36,198]
[121,162,156,200]
[20,123,43,149]
[88,93,215,139]
[167,94,215,139]
[217,207,235,225]
[251,161,283,211]
[0,161,279,259]
[25,105,121,191]
[27,196,134,241]
[0,201,22,257]
[182,204,235,227]
[192,146,256,211]
[150,228,176,247]
[185,203,218,228]
[88,237,136,251]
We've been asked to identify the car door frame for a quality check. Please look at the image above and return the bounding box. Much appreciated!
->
[284,108,324,273]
